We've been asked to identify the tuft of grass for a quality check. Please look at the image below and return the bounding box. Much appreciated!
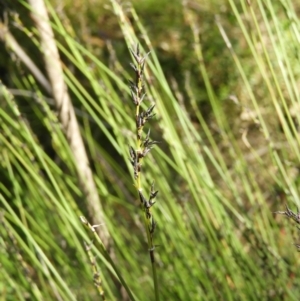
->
[1,0,300,300]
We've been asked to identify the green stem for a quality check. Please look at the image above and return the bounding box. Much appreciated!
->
[142,211,159,301]
[80,217,137,301]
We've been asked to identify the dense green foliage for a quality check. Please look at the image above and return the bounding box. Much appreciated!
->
[1,0,300,300]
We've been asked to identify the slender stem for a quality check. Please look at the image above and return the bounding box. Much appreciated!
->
[83,241,106,300]
[80,217,137,301]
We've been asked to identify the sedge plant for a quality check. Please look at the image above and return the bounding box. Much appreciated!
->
[128,45,160,301]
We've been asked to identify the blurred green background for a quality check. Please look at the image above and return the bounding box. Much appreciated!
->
[1,0,300,300]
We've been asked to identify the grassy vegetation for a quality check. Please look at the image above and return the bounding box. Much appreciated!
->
[1,0,300,300]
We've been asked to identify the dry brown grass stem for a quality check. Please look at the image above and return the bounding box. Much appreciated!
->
[0,22,51,93]
[27,0,111,246]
